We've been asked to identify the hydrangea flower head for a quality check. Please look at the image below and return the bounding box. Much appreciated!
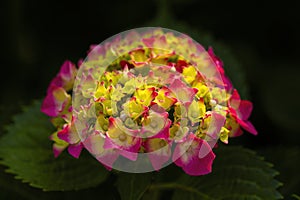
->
[41,28,257,175]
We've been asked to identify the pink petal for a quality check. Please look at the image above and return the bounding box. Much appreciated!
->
[104,137,140,161]
[230,127,243,137]
[238,100,253,120]
[142,37,155,47]
[57,120,80,144]
[169,78,196,104]
[144,138,171,171]
[228,91,257,135]
[41,86,70,117]
[83,132,119,169]
[173,136,216,176]
[206,112,226,140]
[103,136,116,149]
[150,119,171,139]
[142,110,171,139]
[148,151,170,171]
[103,137,141,161]
[219,74,233,92]
[208,47,224,70]
[207,47,233,91]
[41,91,59,117]
[149,103,167,113]
[68,143,83,158]
[77,59,84,68]
[229,89,241,110]
[105,117,142,160]
[46,60,76,93]
[237,119,258,135]
[118,149,138,161]
[59,60,76,78]
[53,143,67,158]
[47,76,63,93]
[87,44,106,60]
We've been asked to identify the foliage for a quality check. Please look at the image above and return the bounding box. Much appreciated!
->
[0,101,109,191]
[0,101,283,199]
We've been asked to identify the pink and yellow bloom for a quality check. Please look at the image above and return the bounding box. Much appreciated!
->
[41,28,257,175]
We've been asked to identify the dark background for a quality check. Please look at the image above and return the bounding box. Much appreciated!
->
[1,0,299,198]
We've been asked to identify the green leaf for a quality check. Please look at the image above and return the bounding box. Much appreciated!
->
[292,194,300,200]
[148,146,282,200]
[259,146,300,197]
[0,100,109,191]
[116,172,152,200]
[0,164,49,200]
[0,162,118,200]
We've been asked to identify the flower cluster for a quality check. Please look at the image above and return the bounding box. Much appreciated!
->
[41,28,257,176]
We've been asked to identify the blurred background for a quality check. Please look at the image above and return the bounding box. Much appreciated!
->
[0,0,299,198]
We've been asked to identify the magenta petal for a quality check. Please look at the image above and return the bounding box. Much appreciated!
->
[103,137,116,149]
[144,139,171,171]
[231,127,243,137]
[68,143,83,158]
[118,149,138,161]
[229,89,241,109]
[47,76,63,93]
[208,47,233,91]
[238,100,253,120]
[41,94,57,117]
[237,119,258,135]
[46,60,76,93]
[173,136,216,176]
[104,136,140,161]
[208,47,224,69]
[127,138,142,153]
[57,122,80,144]
[221,75,233,92]
[77,59,84,68]
[41,89,60,117]
[41,86,70,117]
[53,143,67,158]
[148,149,171,171]
[183,139,215,176]
[198,139,215,159]
[229,90,257,135]
[150,119,171,140]
[83,133,119,169]
[206,112,226,140]
[59,60,75,78]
